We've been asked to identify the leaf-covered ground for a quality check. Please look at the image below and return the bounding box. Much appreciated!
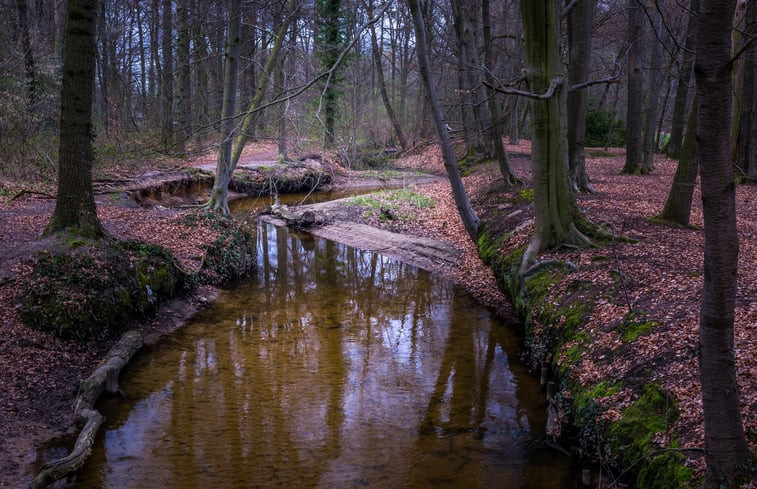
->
[0,140,753,487]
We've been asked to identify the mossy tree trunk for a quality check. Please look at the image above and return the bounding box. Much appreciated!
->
[695,0,755,485]
[659,101,697,225]
[44,0,105,239]
[622,0,645,174]
[407,0,479,242]
[206,0,241,215]
[518,0,594,274]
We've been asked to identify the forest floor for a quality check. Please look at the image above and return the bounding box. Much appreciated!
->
[0,141,754,487]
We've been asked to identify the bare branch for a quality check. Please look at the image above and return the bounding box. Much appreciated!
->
[483,77,564,100]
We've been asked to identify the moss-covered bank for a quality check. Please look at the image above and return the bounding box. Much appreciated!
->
[477,227,694,488]
[20,211,256,341]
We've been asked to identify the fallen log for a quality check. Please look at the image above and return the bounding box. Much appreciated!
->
[30,329,143,488]
[30,409,104,489]
[73,329,143,420]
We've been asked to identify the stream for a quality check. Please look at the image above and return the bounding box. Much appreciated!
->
[70,215,574,488]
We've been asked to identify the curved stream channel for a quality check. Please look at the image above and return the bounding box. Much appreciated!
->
[73,200,574,488]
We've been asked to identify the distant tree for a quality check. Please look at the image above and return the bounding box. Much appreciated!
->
[659,101,697,225]
[44,0,105,239]
[317,0,344,147]
[622,0,645,174]
[206,0,242,215]
[666,0,699,159]
[641,0,665,173]
[161,0,174,153]
[15,0,36,110]
[695,0,755,485]
[566,0,597,192]
[175,0,192,156]
[406,0,479,241]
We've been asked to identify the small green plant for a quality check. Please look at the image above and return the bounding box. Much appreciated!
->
[515,188,534,203]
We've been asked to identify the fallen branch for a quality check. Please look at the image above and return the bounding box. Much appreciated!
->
[9,189,56,202]
[73,329,143,419]
[30,409,104,489]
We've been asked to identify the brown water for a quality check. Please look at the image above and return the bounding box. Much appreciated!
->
[72,222,574,489]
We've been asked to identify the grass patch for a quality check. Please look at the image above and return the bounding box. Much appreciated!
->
[346,187,434,222]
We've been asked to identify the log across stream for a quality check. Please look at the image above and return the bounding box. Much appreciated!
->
[67,221,574,488]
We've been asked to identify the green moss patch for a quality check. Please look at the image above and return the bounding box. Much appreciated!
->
[20,238,189,341]
[618,312,658,343]
[183,210,257,284]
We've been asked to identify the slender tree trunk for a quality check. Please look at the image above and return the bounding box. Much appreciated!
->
[320,0,342,148]
[369,0,407,149]
[135,0,148,121]
[45,0,105,239]
[695,0,754,486]
[161,0,174,152]
[566,0,596,192]
[206,0,241,215]
[667,0,698,159]
[622,0,644,174]
[150,0,161,126]
[641,0,665,173]
[482,0,515,186]
[175,0,191,156]
[407,0,479,242]
[15,0,36,110]
[659,101,697,225]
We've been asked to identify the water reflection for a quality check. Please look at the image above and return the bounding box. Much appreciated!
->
[74,222,572,488]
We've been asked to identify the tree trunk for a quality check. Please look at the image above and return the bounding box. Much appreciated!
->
[738,0,757,180]
[206,0,241,215]
[175,0,191,156]
[659,101,697,225]
[482,0,516,186]
[519,0,597,274]
[15,0,36,110]
[666,0,698,159]
[641,0,665,173]
[407,0,479,242]
[319,0,342,148]
[161,0,174,153]
[566,0,597,192]
[44,0,105,239]
[695,0,754,485]
[369,0,407,150]
[622,0,644,174]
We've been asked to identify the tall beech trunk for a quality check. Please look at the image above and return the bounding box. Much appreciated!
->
[407,0,479,242]
[695,0,754,485]
[482,0,516,187]
[519,0,595,274]
[206,0,241,215]
[666,0,699,159]
[566,0,596,192]
[45,0,105,239]
[641,0,665,173]
[622,0,644,174]
[659,102,697,225]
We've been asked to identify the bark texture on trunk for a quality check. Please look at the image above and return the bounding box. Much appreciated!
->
[519,0,592,274]
[738,0,757,180]
[695,0,754,485]
[45,0,105,239]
